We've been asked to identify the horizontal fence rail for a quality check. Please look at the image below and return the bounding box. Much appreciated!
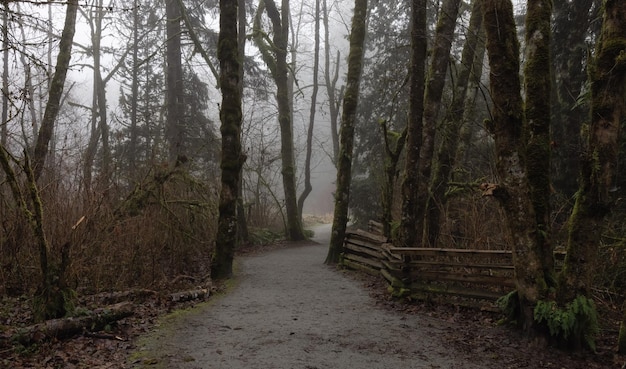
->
[342,221,565,308]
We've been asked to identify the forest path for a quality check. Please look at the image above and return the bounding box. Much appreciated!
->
[130,224,490,369]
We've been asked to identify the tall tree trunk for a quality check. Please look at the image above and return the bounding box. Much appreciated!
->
[524,0,554,287]
[482,0,546,333]
[455,24,486,170]
[426,0,483,246]
[381,122,406,240]
[32,0,78,181]
[397,0,427,249]
[212,0,245,279]
[82,3,112,191]
[325,0,368,263]
[236,0,250,244]
[165,0,185,167]
[551,0,595,198]
[83,74,100,192]
[129,0,140,175]
[323,0,343,165]
[414,0,461,247]
[557,0,625,348]
[1,3,8,147]
[297,0,321,219]
[264,0,305,241]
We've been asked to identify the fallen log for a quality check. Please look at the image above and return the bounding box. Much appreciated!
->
[87,289,158,305]
[12,301,134,345]
[169,288,209,302]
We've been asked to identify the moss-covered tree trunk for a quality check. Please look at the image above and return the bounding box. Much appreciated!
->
[32,0,78,181]
[397,0,427,249]
[426,0,483,246]
[325,0,368,264]
[236,0,250,244]
[414,0,461,247]
[212,0,244,279]
[557,0,626,348]
[524,0,555,287]
[18,0,79,320]
[482,0,547,333]
[380,123,406,240]
[262,0,305,241]
[551,0,595,198]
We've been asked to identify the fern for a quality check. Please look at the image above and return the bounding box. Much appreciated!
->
[534,295,599,350]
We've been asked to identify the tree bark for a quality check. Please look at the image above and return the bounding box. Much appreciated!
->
[297,0,321,219]
[325,0,368,264]
[129,0,140,175]
[32,0,78,181]
[263,0,305,241]
[165,0,185,168]
[551,0,595,198]
[397,0,427,249]
[558,0,626,307]
[426,0,483,246]
[482,0,546,333]
[380,122,406,240]
[524,0,554,286]
[323,0,343,166]
[1,3,8,147]
[414,0,461,247]
[82,2,111,192]
[212,0,245,279]
[236,0,250,244]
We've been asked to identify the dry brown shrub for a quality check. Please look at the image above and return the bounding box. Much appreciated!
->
[0,168,218,298]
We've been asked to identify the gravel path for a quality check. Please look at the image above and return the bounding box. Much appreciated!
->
[131,224,490,369]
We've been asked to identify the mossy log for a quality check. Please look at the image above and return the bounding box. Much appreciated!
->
[88,289,158,305]
[12,301,133,345]
[169,288,210,302]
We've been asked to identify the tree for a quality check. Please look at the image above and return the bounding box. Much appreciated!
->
[551,0,597,198]
[115,4,165,178]
[325,0,368,263]
[413,0,461,247]
[524,0,554,289]
[212,0,245,279]
[79,1,117,192]
[296,0,321,219]
[396,0,427,249]
[426,0,484,246]
[32,0,78,181]
[322,0,343,165]
[3,0,80,320]
[253,0,305,241]
[165,0,185,167]
[349,0,411,228]
[482,0,546,333]
[556,0,626,349]
[1,2,8,147]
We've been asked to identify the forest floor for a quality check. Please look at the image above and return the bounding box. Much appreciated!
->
[1,222,624,368]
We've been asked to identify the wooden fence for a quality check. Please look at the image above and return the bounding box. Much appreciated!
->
[341,221,564,307]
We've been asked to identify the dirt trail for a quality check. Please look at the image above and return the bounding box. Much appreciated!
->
[130,224,493,369]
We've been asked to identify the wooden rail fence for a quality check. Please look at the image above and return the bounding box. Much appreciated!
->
[341,221,564,306]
